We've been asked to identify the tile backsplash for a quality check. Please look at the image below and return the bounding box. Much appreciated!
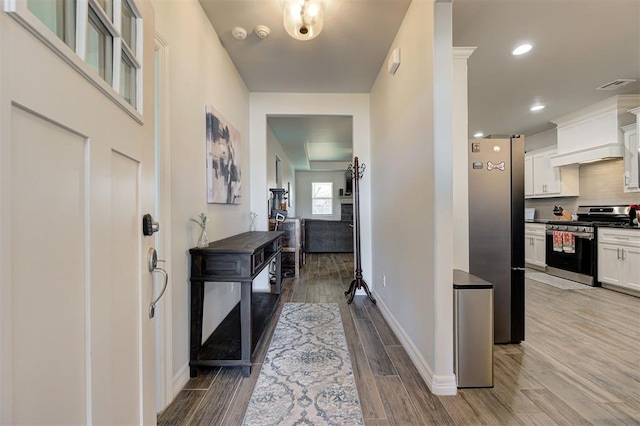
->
[525,159,639,220]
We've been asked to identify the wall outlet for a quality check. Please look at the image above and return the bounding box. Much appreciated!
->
[383,275,386,287]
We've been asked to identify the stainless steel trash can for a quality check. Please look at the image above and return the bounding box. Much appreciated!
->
[453,269,494,388]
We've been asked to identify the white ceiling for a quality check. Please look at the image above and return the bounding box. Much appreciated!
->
[199,0,640,168]
[267,115,353,170]
[455,0,640,138]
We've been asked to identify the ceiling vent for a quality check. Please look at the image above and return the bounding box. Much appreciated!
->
[596,79,636,90]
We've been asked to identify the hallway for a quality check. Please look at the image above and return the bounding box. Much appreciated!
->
[159,253,640,425]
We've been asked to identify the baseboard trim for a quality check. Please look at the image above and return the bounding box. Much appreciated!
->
[372,291,457,396]
[172,363,190,399]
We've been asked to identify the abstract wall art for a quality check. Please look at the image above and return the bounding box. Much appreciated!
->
[206,105,241,204]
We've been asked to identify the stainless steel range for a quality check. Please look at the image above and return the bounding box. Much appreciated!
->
[545,205,633,286]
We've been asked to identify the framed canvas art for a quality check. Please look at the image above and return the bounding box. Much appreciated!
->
[206,105,241,204]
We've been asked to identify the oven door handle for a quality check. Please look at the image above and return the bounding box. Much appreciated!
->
[545,230,593,240]
[572,232,593,240]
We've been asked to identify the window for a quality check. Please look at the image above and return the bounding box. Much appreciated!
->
[10,0,143,113]
[87,8,113,85]
[27,0,76,50]
[120,53,136,105]
[121,0,136,54]
[312,182,333,215]
[95,0,113,19]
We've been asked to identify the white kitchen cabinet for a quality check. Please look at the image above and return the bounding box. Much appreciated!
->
[598,228,640,297]
[524,223,546,270]
[622,124,639,192]
[550,95,640,167]
[625,108,640,192]
[524,147,579,199]
[524,155,534,197]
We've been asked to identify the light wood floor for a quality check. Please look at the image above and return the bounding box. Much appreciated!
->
[158,253,640,425]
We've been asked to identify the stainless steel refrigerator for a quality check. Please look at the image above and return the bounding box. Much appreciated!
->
[468,136,525,344]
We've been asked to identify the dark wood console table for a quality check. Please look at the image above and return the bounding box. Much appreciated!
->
[189,231,283,377]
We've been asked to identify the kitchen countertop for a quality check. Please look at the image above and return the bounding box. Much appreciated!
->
[525,220,640,230]
[595,223,640,230]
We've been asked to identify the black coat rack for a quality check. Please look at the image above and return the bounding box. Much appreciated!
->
[345,157,376,305]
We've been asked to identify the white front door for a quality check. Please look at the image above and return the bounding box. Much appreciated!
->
[0,1,156,424]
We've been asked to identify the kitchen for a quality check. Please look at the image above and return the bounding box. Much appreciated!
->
[523,96,640,297]
[454,0,640,300]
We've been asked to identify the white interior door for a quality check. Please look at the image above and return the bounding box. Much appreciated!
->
[1,2,156,424]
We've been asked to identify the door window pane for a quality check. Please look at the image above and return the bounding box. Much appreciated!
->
[121,0,136,54]
[86,8,113,85]
[120,54,136,107]
[28,0,76,50]
[94,0,113,19]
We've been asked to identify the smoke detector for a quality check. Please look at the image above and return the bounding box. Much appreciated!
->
[231,27,247,40]
[254,25,271,40]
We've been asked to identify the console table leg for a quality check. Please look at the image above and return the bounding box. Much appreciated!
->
[189,281,205,378]
[240,281,252,376]
[275,252,282,294]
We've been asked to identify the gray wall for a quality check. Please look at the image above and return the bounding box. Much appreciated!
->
[295,170,347,220]
[369,0,456,394]
[153,0,250,385]
[266,125,296,218]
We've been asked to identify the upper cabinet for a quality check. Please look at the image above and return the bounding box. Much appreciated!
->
[550,95,640,167]
[624,107,640,193]
[525,146,579,199]
[621,123,639,192]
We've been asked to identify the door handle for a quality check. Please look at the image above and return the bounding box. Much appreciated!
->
[621,249,626,261]
[148,247,168,318]
[617,248,621,260]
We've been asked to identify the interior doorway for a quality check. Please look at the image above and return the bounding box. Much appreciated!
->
[266,115,353,220]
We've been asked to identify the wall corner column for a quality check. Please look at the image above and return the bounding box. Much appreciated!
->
[432,0,457,395]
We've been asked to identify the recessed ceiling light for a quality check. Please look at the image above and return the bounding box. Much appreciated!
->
[530,104,545,112]
[473,132,484,138]
[511,43,533,56]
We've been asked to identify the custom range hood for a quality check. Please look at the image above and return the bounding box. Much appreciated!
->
[549,95,640,167]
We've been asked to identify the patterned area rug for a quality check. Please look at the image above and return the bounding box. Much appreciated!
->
[242,303,364,425]
[526,271,598,290]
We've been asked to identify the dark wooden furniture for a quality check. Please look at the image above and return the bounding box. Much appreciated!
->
[345,157,376,304]
[188,231,283,377]
[304,219,354,253]
[268,217,304,276]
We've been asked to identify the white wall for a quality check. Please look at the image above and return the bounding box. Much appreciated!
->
[525,127,557,152]
[369,0,456,395]
[295,170,347,220]
[452,48,475,272]
[152,0,250,395]
[266,124,296,217]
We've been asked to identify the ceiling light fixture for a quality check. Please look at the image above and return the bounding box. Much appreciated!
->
[282,0,326,41]
[511,43,533,56]
[530,104,545,112]
[473,132,484,138]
